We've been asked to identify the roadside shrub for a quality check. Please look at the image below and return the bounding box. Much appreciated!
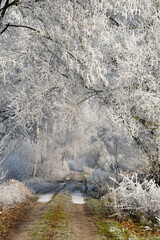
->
[0,179,31,209]
[90,169,111,197]
[104,175,160,225]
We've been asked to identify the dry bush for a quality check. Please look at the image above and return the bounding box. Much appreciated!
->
[0,179,31,209]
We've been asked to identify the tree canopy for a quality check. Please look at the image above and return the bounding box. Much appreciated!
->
[0,0,160,182]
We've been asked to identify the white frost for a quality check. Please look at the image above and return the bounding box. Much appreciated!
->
[38,193,54,203]
[71,190,85,204]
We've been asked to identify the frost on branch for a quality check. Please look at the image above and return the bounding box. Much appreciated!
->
[0,146,7,183]
[0,166,7,183]
[105,175,160,224]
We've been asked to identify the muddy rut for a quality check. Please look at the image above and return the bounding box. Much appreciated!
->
[70,204,99,240]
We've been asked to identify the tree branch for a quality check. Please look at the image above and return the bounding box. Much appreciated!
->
[76,94,97,107]
[0,0,19,18]
[9,24,39,32]
[0,23,10,34]
[131,114,159,128]
[0,23,40,34]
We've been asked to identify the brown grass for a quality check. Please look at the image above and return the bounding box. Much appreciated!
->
[0,196,37,240]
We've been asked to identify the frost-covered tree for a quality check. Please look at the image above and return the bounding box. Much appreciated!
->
[0,0,160,181]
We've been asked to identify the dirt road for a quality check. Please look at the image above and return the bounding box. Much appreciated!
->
[10,202,47,240]
[70,204,99,240]
[7,175,100,240]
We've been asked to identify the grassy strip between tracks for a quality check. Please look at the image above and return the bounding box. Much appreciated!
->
[27,193,71,240]
[86,198,160,240]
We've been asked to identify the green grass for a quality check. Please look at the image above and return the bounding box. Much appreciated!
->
[28,194,71,240]
[96,219,143,240]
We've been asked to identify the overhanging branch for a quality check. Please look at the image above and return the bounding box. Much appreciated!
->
[9,24,39,32]
[0,23,10,34]
[0,0,19,18]
[0,23,40,34]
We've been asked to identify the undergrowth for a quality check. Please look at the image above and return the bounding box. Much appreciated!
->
[0,179,32,209]
[107,175,160,225]
[0,196,37,240]
[87,198,160,240]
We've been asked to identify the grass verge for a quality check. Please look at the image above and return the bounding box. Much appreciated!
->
[28,194,71,240]
[86,198,160,240]
[0,196,37,240]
